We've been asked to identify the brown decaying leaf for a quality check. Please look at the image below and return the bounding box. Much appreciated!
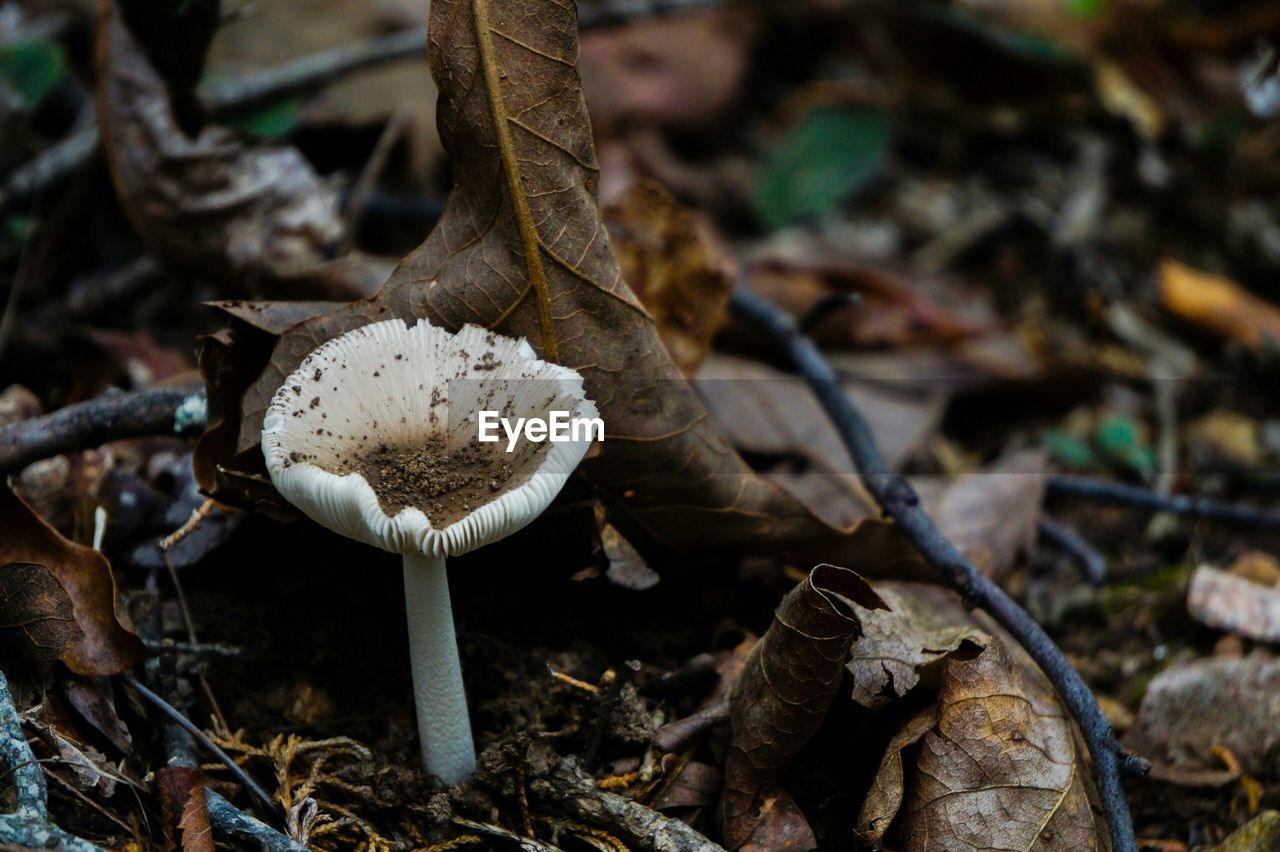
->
[1158,258,1280,349]
[1187,564,1280,643]
[159,766,214,852]
[852,583,1107,851]
[0,485,144,675]
[95,0,381,300]
[923,448,1049,580]
[604,180,734,376]
[721,564,887,850]
[1125,653,1280,779]
[227,0,883,559]
[0,562,83,673]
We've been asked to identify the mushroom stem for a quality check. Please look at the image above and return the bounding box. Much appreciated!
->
[402,552,475,784]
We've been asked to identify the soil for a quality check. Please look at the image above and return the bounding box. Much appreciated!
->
[350,436,517,526]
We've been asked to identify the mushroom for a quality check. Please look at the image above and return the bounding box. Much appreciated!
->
[261,319,597,784]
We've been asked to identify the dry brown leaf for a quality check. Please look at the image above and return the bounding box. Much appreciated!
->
[1159,258,1280,349]
[604,180,733,376]
[0,485,144,675]
[851,583,1107,851]
[721,564,887,850]
[0,562,83,674]
[224,0,892,560]
[1126,654,1280,779]
[158,767,203,851]
[95,0,381,300]
[1187,565,1280,643]
[923,449,1049,580]
[1211,811,1280,852]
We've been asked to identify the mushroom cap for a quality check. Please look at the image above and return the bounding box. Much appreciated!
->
[262,319,598,558]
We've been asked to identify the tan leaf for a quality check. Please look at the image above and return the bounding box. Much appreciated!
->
[852,583,1108,851]
[178,783,215,852]
[0,485,144,675]
[234,0,889,559]
[1159,258,1280,349]
[95,1,381,300]
[0,562,83,674]
[721,564,887,849]
[604,180,733,375]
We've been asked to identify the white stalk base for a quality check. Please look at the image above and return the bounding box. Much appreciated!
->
[402,552,475,784]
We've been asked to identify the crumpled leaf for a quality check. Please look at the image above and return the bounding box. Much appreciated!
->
[1125,653,1280,778]
[851,582,1108,851]
[1159,258,1280,349]
[216,0,895,561]
[38,724,118,796]
[1187,564,1280,643]
[604,180,733,376]
[95,0,382,300]
[721,564,887,850]
[0,485,144,675]
[0,562,83,674]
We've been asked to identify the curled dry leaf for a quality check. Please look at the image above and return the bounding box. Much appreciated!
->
[1187,564,1280,643]
[95,1,381,300]
[603,180,734,376]
[0,485,144,676]
[851,583,1108,851]
[721,564,886,850]
[0,562,83,674]
[210,0,899,561]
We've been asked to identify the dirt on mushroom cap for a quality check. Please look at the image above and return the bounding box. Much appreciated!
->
[347,436,541,526]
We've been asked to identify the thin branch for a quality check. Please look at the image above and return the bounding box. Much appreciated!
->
[1047,475,1280,530]
[0,386,205,476]
[728,289,1144,852]
[120,675,278,817]
[528,757,724,852]
[203,788,307,852]
[0,670,103,850]
[1038,517,1108,586]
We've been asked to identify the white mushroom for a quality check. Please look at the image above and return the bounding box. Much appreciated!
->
[261,318,597,784]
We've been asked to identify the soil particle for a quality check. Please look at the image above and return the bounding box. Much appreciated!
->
[349,436,517,525]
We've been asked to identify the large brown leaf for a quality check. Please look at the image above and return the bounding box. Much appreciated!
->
[852,583,1108,851]
[0,562,83,674]
[95,0,384,300]
[234,0,889,558]
[721,564,887,850]
[0,485,144,675]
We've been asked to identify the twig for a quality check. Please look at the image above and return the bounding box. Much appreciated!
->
[728,290,1144,852]
[1047,475,1280,530]
[2,0,722,212]
[120,674,278,817]
[0,385,205,476]
[1038,517,1108,586]
[203,788,307,852]
[528,757,724,852]
[143,639,245,658]
[0,670,103,850]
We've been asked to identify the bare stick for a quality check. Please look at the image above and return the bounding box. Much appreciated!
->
[0,670,102,850]
[528,757,724,852]
[1047,475,1280,530]
[728,290,1144,852]
[1038,517,1108,586]
[120,674,278,817]
[203,788,306,852]
[0,386,205,476]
